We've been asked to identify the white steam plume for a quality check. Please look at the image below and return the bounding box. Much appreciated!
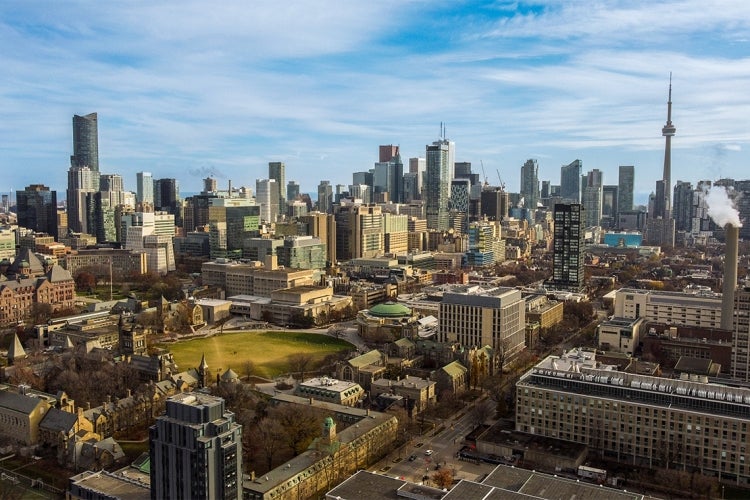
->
[702,185,742,228]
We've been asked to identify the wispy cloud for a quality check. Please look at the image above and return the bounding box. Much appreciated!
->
[0,1,748,200]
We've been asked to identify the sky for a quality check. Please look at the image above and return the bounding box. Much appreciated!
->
[2,1,750,205]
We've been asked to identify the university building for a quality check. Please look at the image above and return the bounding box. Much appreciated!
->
[516,348,750,485]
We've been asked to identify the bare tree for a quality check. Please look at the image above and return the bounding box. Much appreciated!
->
[469,399,495,427]
[272,405,320,454]
[287,352,313,378]
[250,417,287,472]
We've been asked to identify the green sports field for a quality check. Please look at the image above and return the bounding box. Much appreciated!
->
[159,330,354,379]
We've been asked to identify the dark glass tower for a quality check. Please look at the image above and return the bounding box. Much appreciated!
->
[17,184,58,238]
[70,113,99,171]
[549,203,584,292]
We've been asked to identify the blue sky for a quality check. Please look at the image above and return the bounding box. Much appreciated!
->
[2,1,749,205]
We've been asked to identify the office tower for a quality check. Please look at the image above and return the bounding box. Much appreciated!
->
[425,139,452,231]
[255,179,279,223]
[581,169,603,228]
[268,162,286,214]
[70,113,99,172]
[67,166,98,234]
[560,159,582,203]
[520,159,540,211]
[203,176,217,193]
[335,184,348,204]
[549,203,584,292]
[348,184,370,203]
[351,171,373,204]
[373,148,403,204]
[617,165,634,214]
[150,393,242,500]
[658,75,676,220]
[317,181,333,214]
[379,144,399,163]
[153,178,180,224]
[16,184,58,238]
[408,157,426,199]
[480,188,509,222]
[287,180,300,202]
[402,172,419,203]
[466,221,503,267]
[136,171,154,205]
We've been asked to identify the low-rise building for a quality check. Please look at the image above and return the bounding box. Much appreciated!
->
[597,316,646,355]
[294,377,364,407]
[371,375,436,414]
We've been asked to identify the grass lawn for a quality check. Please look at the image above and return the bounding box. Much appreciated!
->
[158,330,354,378]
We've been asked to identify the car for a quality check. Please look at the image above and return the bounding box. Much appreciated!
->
[408,454,417,462]
[424,449,433,456]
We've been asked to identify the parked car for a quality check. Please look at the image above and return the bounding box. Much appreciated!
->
[424,449,433,456]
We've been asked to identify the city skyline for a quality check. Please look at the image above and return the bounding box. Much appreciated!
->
[2,1,749,202]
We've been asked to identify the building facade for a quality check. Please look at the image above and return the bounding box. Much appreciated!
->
[439,286,526,362]
[517,348,750,485]
[150,393,242,500]
[548,203,584,292]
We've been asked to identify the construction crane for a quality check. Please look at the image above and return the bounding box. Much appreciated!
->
[496,169,506,191]
[480,160,488,186]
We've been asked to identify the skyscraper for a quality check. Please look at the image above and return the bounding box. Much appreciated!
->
[520,159,540,211]
[70,113,99,172]
[617,165,634,215]
[268,162,286,215]
[16,184,58,238]
[425,140,452,231]
[136,171,154,206]
[317,181,333,213]
[373,147,403,204]
[560,160,582,203]
[150,393,242,500]
[287,180,300,202]
[153,178,180,225]
[581,169,603,228]
[549,203,584,292]
[255,178,279,223]
[66,166,98,233]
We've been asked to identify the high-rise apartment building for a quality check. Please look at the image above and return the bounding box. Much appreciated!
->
[150,393,242,500]
[67,166,98,234]
[548,203,584,292]
[268,162,286,215]
[520,159,539,211]
[70,113,99,172]
[425,140,453,231]
[136,171,154,206]
[617,165,634,214]
[672,181,694,232]
[16,184,58,239]
[560,160,582,203]
[581,169,603,228]
[601,185,618,228]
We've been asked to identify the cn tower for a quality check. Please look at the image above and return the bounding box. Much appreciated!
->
[660,73,676,219]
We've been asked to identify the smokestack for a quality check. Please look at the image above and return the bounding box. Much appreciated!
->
[721,224,739,330]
